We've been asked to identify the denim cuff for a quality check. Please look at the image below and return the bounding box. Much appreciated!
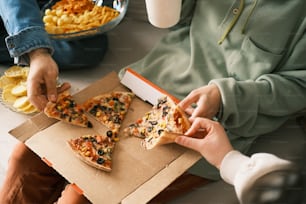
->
[5,26,54,58]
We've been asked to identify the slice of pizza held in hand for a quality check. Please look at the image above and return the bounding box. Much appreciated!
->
[67,133,116,172]
[124,95,191,149]
[82,91,135,131]
[44,91,93,128]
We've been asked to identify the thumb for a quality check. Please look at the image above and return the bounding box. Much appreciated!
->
[175,135,201,152]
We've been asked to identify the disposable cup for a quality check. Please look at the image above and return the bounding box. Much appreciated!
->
[145,0,182,28]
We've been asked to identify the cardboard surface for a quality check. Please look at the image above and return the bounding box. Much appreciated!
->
[9,71,201,204]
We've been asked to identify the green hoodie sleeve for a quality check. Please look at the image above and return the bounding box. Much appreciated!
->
[210,21,306,139]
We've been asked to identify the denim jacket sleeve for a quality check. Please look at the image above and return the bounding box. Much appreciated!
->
[0,0,53,64]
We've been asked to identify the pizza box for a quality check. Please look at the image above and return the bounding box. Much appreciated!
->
[9,70,201,204]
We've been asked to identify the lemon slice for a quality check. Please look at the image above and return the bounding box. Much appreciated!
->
[11,83,27,96]
[13,96,30,109]
[18,102,33,111]
[2,84,18,103]
[17,103,38,114]
[4,66,25,78]
[21,67,30,76]
[22,106,38,114]
[0,75,19,89]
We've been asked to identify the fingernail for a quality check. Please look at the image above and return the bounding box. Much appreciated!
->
[49,94,56,102]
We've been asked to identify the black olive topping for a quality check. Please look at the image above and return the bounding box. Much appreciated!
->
[147,137,153,142]
[157,97,167,108]
[129,124,137,127]
[60,113,67,119]
[89,137,97,143]
[89,108,97,115]
[87,121,93,128]
[113,116,121,124]
[141,131,146,137]
[100,105,107,111]
[147,126,153,132]
[97,158,105,164]
[97,149,104,156]
[69,100,76,108]
[106,130,113,138]
[149,121,158,125]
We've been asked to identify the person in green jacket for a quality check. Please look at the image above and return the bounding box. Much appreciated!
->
[0,0,305,203]
[119,0,306,179]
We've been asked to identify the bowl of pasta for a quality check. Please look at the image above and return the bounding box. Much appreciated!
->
[41,0,129,39]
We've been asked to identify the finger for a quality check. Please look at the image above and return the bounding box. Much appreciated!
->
[175,136,202,152]
[178,93,199,111]
[32,95,48,111]
[184,118,204,135]
[27,92,48,111]
[185,117,213,135]
[44,77,58,102]
[184,106,194,116]
[27,80,47,111]
[57,82,71,93]
[190,96,207,118]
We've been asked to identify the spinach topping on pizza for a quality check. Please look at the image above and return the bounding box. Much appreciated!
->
[44,91,93,128]
[67,134,115,172]
[83,91,134,131]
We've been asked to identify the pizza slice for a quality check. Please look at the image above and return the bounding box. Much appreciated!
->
[67,133,116,172]
[44,91,92,128]
[83,91,134,131]
[124,95,191,149]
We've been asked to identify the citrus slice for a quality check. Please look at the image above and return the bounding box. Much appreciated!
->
[22,106,38,114]
[13,96,30,109]
[18,102,33,111]
[11,83,27,96]
[17,103,38,114]
[21,67,30,76]
[2,84,18,103]
[4,66,25,78]
[0,75,19,89]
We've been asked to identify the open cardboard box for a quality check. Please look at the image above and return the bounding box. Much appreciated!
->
[9,71,201,204]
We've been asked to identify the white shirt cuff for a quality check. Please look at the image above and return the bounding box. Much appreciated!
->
[220,150,249,185]
[220,150,292,202]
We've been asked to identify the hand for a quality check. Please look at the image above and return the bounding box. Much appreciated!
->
[175,117,233,169]
[178,84,221,120]
[27,48,70,111]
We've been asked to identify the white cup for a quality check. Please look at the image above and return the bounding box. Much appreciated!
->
[145,0,182,28]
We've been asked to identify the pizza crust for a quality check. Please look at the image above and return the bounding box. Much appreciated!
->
[175,105,191,131]
[142,132,182,149]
